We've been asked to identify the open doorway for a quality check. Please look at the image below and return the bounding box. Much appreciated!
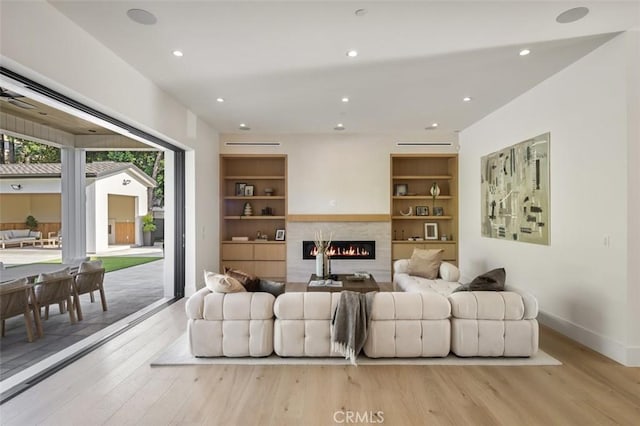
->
[0,82,180,387]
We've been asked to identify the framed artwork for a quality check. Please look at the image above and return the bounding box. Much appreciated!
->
[481,132,550,245]
[275,229,286,241]
[235,182,246,196]
[244,185,254,196]
[415,206,429,216]
[394,184,408,196]
[424,223,438,240]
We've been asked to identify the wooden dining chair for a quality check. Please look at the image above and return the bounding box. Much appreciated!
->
[73,264,107,321]
[33,271,77,324]
[0,278,44,342]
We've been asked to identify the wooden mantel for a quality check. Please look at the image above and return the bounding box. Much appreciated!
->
[286,214,390,222]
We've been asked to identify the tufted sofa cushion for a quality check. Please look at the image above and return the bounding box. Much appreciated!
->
[364,292,451,358]
[273,292,342,357]
[186,287,275,357]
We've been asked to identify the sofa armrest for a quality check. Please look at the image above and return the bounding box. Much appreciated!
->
[185,286,211,320]
[393,259,409,274]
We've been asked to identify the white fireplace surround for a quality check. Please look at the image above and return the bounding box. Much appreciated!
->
[286,222,391,283]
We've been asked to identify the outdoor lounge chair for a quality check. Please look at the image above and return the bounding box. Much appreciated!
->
[0,278,44,342]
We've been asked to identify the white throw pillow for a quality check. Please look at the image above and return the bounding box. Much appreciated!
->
[204,271,246,293]
[439,262,460,282]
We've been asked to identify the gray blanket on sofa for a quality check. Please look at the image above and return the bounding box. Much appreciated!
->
[331,290,375,365]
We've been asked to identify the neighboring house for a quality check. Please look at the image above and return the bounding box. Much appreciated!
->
[0,161,156,253]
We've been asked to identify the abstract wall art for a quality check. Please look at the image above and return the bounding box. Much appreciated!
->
[481,132,550,245]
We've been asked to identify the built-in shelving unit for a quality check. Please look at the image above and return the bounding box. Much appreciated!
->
[220,154,287,280]
[390,154,458,266]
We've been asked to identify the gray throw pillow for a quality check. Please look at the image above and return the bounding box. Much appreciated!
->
[453,268,506,292]
[258,279,285,297]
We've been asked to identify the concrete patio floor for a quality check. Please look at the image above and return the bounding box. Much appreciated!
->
[0,246,165,382]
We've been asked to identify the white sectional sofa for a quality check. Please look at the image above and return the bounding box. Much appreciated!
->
[185,260,539,359]
[393,259,539,357]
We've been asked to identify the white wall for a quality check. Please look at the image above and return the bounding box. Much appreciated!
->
[459,32,639,365]
[0,2,219,296]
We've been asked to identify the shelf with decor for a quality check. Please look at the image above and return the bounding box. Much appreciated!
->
[220,154,288,281]
[390,154,458,267]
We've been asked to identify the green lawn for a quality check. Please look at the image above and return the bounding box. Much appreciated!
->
[26,256,161,273]
[92,256,162,273]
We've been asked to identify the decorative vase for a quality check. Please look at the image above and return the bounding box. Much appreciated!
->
[315,253,325,278]
[243,202,253,216]
[430,182,441,198]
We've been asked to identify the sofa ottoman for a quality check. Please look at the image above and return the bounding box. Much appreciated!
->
[185,287,275,357]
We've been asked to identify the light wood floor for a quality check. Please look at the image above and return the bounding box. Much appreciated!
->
[1,300,639,426]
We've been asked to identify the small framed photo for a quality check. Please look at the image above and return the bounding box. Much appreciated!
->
[244,185,254,197]
[433,207,444,216]
[235,182,246,196]
[425,223,438,240]
[415,206,429,216]
[394,183,408,196]
[275,229,286,241]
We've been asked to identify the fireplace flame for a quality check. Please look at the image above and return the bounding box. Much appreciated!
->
[309,245,371,257]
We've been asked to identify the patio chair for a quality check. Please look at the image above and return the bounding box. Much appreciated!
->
[33,269,77,324]
[0,278,44,342]
[72,261,107,321]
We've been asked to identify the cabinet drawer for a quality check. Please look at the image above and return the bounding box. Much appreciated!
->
[220,261,255,274]
[222,244,253,260]
[254,244,286,260]
[254,261,286,278]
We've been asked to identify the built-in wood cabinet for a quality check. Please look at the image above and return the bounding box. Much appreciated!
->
[220,154,287,280]
[390,154,458,265]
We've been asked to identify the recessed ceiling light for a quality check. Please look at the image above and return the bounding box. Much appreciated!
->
[334,123,345,131]
[239,123,250,131]
[556,7,589,24]
[126,8,157,25]
[346,50,358,58]
[341,97,350,103]
[355,9,367,17]
[216,97,225,103]
[463,96,472,102]
[431,122,438,128]
[172,50,184,57]
[519,49,531,56]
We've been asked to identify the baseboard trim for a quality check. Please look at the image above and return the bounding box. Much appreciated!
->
[538,310,633,366]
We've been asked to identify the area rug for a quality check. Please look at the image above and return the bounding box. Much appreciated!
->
[151,334,561,366]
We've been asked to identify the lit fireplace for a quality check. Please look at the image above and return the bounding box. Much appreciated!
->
[302,241,375,260]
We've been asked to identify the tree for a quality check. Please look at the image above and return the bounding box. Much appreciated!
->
[1,135,60,163]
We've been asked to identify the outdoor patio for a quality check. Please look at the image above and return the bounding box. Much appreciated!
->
[0,245,165,381]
